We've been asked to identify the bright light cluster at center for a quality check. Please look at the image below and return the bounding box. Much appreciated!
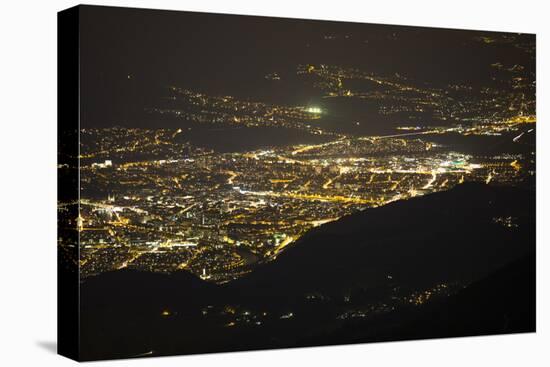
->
[306,106,323,114]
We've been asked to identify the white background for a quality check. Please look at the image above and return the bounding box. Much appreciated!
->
[0,0,548,365]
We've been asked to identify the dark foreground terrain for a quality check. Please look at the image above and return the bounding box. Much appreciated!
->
[78,183,535,361]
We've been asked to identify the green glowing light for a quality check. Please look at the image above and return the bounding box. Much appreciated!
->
[306,107,322,114]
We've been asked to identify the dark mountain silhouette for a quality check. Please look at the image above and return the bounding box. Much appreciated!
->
[299,253,535,346]
[79,183,535,361]
[224,182,534,300]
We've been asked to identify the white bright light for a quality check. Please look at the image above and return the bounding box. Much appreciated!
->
[306,107,322,114]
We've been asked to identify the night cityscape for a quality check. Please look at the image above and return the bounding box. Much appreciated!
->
[57,5,536,361]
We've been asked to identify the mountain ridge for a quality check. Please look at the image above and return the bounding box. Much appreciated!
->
[78,182,535,360]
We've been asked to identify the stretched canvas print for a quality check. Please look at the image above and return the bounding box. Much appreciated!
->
[58,5,536,361]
